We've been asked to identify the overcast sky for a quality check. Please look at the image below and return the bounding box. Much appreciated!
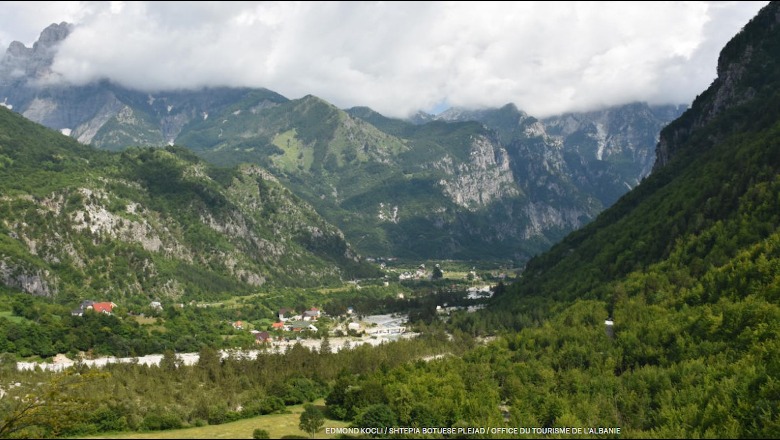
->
[0,1,769,118]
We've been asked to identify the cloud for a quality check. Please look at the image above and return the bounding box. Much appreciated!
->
[1,1,769,117]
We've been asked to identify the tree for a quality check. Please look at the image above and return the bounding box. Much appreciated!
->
[0,371,101,438]
[159,349,179,372]
[320,333,331,355]
[252,428,271,439]
[353,404,397,437]
[432,265,443,280]
[299,404,324,438]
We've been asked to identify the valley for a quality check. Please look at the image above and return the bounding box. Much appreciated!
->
[1,2,779,439]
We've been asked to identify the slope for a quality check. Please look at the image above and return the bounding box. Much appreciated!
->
[0,106,377,305]
[449,3,780,436]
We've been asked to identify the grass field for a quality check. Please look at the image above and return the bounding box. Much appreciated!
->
[85,401,348,439]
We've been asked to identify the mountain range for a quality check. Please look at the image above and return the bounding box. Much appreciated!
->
[0,23,684,262]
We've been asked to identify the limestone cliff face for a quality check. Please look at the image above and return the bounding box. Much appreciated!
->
[437,134,519,210]
[544,102,685,182]
[0,260,54,297]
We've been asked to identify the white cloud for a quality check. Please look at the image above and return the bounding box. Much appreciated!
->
[0,1,769,117]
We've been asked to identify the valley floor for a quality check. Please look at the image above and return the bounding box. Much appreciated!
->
[17,333,419,372]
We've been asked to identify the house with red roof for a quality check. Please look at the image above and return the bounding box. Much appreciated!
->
[91,302,116,315]
[72,301,117,316]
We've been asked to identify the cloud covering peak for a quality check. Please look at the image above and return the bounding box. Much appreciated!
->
[0,1,769,117]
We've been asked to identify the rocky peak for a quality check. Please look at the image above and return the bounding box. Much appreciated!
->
[5,41,30,58]
[33,22,72,51]
[1,22,72,84]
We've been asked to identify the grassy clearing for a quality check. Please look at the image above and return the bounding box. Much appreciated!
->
[315,285,359,295]
[271,129,312,173]
[85,401,348,439]
[133,316,159,325]
[0,310,25,323]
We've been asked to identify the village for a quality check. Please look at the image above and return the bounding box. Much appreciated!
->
[14,261,503,372]
[17,307,418,372]
[18,281,497,372]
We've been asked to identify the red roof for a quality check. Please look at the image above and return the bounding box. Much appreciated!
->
[92,302,115,314]
[272,322,285,329]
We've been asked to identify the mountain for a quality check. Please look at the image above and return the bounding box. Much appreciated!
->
[434,101,686,206]
[0,105,377,303]
[0,23,683,263]
[506,2,780,302]
[473,4,780,436]
[0,23,290,150]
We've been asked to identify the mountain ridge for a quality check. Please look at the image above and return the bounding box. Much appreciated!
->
[1,22,684,262]
[0,105,377,301]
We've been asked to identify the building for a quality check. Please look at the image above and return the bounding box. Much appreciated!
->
[72,301,116,316]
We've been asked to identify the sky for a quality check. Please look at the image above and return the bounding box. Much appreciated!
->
[0,1,769,118]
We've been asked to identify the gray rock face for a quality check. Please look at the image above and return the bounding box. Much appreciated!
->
[0,22,71,85]
[439,102,685,208]
[0,260,54,297]
[437,134,519,210]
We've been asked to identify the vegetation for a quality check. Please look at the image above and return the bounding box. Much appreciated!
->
[298,404,324,438]
[0,335,456,438]
[1,3,779,439]
[0,107,378,305]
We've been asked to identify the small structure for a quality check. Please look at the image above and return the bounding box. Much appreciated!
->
[93,302,116,314]
[232,321,244,330]
[302,307,321,321]
[278,308,294,322]
[271,322,285,330]
[72,301,116,316]
[605,318,614,339]
[149,301,163,311]
[365,326,406,335]
[255,331,272,344]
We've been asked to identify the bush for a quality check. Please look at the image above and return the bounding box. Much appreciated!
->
[141,411,183,431]
[253,428,271,439]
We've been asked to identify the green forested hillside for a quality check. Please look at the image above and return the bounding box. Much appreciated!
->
[0,106,377,304]
[441,3,780,436]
